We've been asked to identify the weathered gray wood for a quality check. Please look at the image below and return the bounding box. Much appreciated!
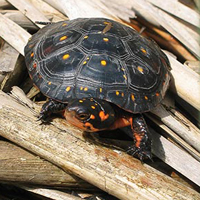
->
[20,187,83,200]
[126,0,200,57]
[0,140,93,189]
[0,42,19,84]
[147,0,200,27]
[165,52,200,111]
[0,13,31,55]
[0,88,199,200]
[7,0,50,28]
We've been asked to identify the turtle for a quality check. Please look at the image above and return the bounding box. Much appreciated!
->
[24,18,171,160]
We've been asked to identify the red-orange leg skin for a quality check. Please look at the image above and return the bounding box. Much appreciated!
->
[128,114,152,160]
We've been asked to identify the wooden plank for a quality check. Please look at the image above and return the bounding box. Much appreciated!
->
[0,88,199,200]
[20,187,83,200]
[44,0,119,20]
[127,0,200,58]
[165,52,200,111]
[147,0,200,27]
[0,13,30,55]
[0,140,93,189]
[151,127,200,187]
[7,0,50,28]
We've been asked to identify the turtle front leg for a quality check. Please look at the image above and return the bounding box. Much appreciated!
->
[127,114,152,161]
[39,99,67,120]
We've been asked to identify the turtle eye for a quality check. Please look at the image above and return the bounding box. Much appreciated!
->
[76,113,90,121]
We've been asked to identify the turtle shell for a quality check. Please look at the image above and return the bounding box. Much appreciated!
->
[24,18,171,113]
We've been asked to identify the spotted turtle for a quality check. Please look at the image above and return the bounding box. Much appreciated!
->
[24,18,171,160]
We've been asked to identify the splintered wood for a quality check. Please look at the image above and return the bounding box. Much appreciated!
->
[0,0,200,199]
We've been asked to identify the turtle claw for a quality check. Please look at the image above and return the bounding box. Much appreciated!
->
[126,145,152,161]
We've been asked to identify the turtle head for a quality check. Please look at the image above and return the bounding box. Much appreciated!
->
[64,98,116,132]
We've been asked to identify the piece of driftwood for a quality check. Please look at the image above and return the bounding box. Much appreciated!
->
[44,0,119,21]
[0,13,30,55]
[20,187,83,200]
[0,140,94,189]
[7,0,50,28]
[132,17,197,61]
[165,52,200,111]
[0,42,19,84]
[151,104,200,153]
[126,0,199,58]
[0,88,199,200]
[28,0,67,22]
[146,0,200,27]
[185,61,200,75]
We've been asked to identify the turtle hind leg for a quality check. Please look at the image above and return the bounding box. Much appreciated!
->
[38,99,67,121]
[126,114,152,161]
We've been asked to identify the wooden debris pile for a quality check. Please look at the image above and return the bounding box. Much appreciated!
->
[0,0,200,199]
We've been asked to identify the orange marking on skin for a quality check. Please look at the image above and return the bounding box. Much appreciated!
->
[134,133,142,148]
[144,96,148,100]
[31,52,34,57]
[84,122,94,129]
[99,111,109,121]
[109,116,131,130]
[90,114,95,119]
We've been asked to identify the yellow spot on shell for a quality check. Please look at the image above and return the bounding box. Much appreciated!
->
[90,114,95,119]
[63,54,70,60]
[86,57,90,60]
[79,100,83,103]
[48,82,51,85]
[121,92,124,97]
[66,86,71,92]
[91,106,96,109]
[131,94,135,101]
[84,87,88,91]
[144,96,148,100]
[99,88,102,93]
[137,66,144,73]
[60,35,67,41]
[62,23,67,26]
[103,38,109,42]
[104,21,109,25]
[121,67,125,71]
[141,48,147,54]
[83,61,87,65]
[101,60,107,66]
[123,75,127,80]
[116,91,119,96]
[80,87,83,90]
[84,35,88,39]
[31,52,34,57]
